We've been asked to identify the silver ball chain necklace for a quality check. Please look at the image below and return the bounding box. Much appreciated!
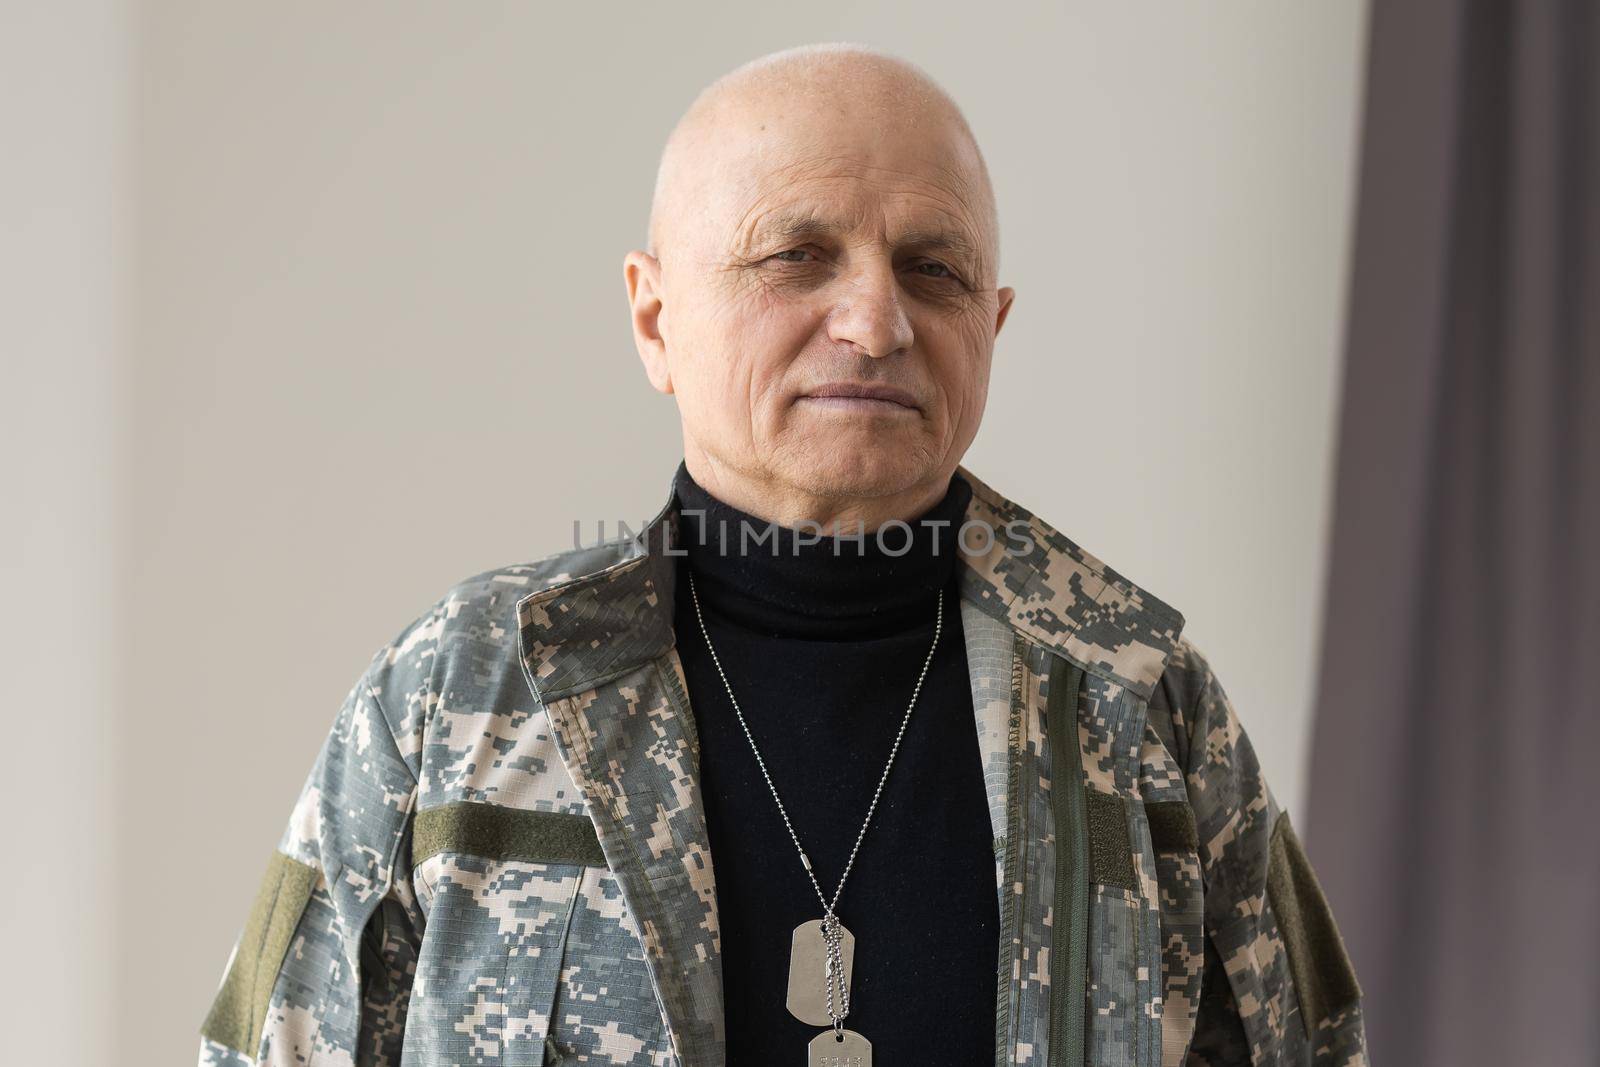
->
[686,566,944,1067]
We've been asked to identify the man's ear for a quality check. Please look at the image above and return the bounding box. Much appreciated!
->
[624,250,673,395]
[994,285,1016,338]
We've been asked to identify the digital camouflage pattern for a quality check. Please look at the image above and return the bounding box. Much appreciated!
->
[198,463,1367,1066]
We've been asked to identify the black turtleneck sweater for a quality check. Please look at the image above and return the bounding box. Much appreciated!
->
[669,460,998,1065]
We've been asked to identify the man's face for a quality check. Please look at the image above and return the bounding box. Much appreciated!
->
[630,94,1013,507]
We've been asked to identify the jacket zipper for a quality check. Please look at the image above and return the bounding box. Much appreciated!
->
[997,637,1026,1066]
[1046,654,1088,1067]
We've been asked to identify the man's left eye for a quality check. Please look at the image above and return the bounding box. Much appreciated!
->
[914,261,958,281]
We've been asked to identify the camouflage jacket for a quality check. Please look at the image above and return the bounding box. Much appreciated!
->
[197,463,1368,1067]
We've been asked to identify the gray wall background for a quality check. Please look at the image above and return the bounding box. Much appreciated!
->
[2,2,1368,1061]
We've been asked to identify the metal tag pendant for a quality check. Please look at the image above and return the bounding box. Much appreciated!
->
[807,1028,872,1066]
[786,918,856,1026]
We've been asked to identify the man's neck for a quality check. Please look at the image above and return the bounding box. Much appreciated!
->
[681,449,955,535]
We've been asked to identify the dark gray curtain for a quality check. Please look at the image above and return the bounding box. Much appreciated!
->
[1306,0,1599,1064]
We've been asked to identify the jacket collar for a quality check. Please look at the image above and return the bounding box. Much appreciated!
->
[517,461,1184,705]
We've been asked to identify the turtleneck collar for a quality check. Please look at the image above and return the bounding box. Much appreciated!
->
[670,459,972,641]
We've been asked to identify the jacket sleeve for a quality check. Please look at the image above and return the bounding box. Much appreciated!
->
[197,656,423,1067]
[1172,639,1368,1067]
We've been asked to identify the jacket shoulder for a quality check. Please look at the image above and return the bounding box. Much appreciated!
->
[1144,633,1220,774]
[1149,634,1368,1058]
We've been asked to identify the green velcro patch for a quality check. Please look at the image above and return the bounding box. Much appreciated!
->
[413,801,607,868]
[1146,800,1199,851]
[200,850,320,1056]
[1085,789,1137,890]
[1265,812,1363,1035]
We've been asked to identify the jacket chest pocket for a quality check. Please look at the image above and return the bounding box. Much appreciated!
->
[1081,789,1170,1067]
[406,803,670,1067]
[540,863,673,1066]
[1075,709,1202,1066]
[1131,723,1206,1066]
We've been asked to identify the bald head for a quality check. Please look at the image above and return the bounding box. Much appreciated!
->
[647,43,1000,284]
[623,42,1015,532]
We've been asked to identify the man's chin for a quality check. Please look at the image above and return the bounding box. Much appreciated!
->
[776,438,939,499]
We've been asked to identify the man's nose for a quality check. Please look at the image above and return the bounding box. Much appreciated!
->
[825,257,915,359]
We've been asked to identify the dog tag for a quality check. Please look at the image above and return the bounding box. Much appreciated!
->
[807,1028,871,1067]
[786,918,856,1026]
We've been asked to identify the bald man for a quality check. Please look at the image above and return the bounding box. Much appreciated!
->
[198,43,1366,1067]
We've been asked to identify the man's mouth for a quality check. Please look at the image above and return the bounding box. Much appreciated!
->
[799,382,921,414]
